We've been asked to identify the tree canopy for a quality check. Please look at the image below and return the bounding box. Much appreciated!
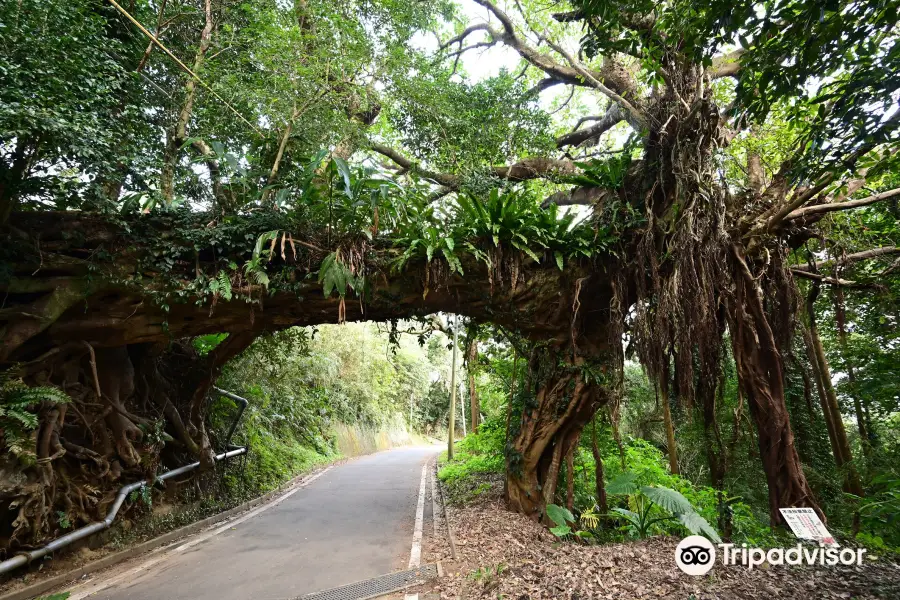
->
[1,0,899,551]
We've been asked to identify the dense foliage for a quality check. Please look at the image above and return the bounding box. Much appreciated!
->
[2,0,900,567]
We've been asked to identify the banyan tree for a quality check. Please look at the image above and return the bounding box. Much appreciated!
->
[1,0,898,550]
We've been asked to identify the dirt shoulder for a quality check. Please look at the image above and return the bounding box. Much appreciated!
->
[420,490,900,599]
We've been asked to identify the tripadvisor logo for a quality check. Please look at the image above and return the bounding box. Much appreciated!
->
[675,536,867,575]
[675,536,716,575]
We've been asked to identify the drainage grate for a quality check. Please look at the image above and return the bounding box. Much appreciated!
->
[297,564,438,600]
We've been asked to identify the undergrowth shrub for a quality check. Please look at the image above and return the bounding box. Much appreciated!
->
[438,417,505,503]
[439,420,776,545]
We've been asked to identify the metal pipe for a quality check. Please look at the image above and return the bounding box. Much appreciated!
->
[213,386,249,451]
[0,447,247,575]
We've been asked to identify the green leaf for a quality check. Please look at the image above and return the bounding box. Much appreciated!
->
[546,503,575,527]
[332,157,353,198]
[606,473,639,495]
[677,511,722,544]
[549,524,571,537]
[554,251,564,270]
[640,486,694,515]
[611,507,640,525]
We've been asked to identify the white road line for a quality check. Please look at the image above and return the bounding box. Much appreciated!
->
[408,462,427,569]
[66,466,333,600]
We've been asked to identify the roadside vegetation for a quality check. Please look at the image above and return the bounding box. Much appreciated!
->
[1,0,899,595]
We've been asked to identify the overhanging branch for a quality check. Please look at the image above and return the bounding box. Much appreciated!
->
[791,246,899,272]
[370,143,578,188]
[542,186,611,208]
[710,49,745,79]
[786,187,900,220]
[556,104,625,148]
[791,269,870,288]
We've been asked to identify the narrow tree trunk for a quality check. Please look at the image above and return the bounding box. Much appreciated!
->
[659,377,680,475]
[466,339,480,433]
[833,284,872,459]
[590,418,608,515]
[503,349,517,502]
[700,366,727,489]
[448,317,458,459]
[801,323,845,466]
[806,283,864,496]
[565,445,575,511]
[261,103,301,204]
[160,0,214,204]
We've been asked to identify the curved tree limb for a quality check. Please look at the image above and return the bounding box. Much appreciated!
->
[556,104,625,148]
[370,143,578,188]
[786,187,900,220]
[791,246,899,272]
[710,49,745,79]
[542,186,611,208]
[538,37,647,129]
[791,269,866,287]
[468,0,634,98]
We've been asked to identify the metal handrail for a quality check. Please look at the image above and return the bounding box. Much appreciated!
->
[0,388,251,576]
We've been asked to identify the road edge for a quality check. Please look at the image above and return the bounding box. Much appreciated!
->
[0,462,336,600]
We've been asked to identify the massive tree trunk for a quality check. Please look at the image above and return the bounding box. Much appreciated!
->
[504,282,615,521]
[505,348,610,520]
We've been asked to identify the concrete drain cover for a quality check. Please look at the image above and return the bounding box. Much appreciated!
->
[297,564,438,600]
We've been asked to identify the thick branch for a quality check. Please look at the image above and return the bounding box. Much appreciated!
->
[469,0,634,100]
[556,104,625,148]
[523,77,566,98]
[710,49,745,79]
[539,38,647,129]
[370,144,577,187]
[791,269,864,287]
[369,143,459,188]
[791,246,899,272]
[786,187,900,220]
[542,186,611,208]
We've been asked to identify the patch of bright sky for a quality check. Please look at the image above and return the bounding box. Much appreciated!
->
[406,0,609,139]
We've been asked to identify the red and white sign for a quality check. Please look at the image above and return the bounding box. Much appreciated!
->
[779,508,835,545]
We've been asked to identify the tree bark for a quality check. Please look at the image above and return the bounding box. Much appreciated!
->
[466,339,480,433]
[659,376,679,475]
[590,417,608,515]
[805,283,864,496]
[801,323,844,466]
[700,365,727,489]
[565,445,575,511]
[725,246,823,524]
[506,338,612,521]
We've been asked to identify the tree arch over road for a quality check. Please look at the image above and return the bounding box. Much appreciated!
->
[1,0,898,549]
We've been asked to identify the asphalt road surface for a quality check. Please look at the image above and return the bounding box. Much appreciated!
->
[80,446,438,600]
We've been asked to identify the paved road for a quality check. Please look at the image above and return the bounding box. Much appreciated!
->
[86,446,437,600]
